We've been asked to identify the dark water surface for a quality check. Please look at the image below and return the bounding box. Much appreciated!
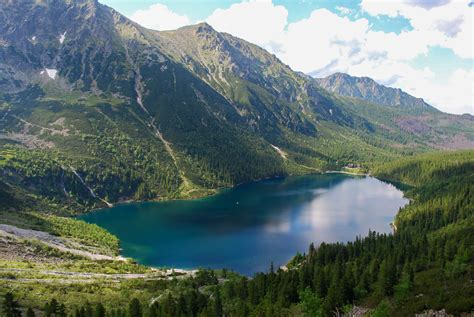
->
[80,174,408,275]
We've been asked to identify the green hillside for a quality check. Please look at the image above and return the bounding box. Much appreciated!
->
[1,151,472,316]
[0,1,473,315]
[1,0,472,213]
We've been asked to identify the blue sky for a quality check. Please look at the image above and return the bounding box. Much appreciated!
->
[101,0,412,32]
[99,0,473,114]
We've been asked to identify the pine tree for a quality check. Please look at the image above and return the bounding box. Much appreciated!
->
[26,307,36,317]
[314,268,327,297]
[377,258,396,296]
[213,287,223,317]
[128,299,142,317]
[148,304,159,317]
[299,288,323,317]
[94,303,106,317]
[57,303,67,317]
[2,293,21,317]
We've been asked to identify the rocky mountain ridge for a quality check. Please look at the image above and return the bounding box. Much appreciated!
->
[0,0,472,212]
[315,72,435,110]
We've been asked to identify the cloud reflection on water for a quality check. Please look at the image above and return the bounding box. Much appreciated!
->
[263,177,407,244]
[81,175,408,275]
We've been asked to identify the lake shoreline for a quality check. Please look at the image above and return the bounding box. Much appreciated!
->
[90,169,370,213]
[324,170,367,176]
[89,173,305,212]
[81,173,408,276]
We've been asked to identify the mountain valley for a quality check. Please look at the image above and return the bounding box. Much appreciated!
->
[0,0,473,316]
[0,0,472,213]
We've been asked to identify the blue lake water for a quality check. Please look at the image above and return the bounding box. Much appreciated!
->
[80,174,408,275]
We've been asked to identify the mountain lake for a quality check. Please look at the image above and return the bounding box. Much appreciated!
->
[80,174,408,275]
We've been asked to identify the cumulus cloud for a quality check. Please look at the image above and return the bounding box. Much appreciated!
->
[408,0,450,9]
[129,1,473,114]
[360,0,473,59]
[335,6,353,15]
[206,0,287,52]
[130,3,190,31]
[280,9,369,74]
[421,69,474,114]
[435,16,464,37]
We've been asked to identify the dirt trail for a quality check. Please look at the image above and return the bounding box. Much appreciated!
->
[0,267,197,284]
[0,224,198,283]
[12,115,69,136]
[0,267,196,279]
[0,224,119,261]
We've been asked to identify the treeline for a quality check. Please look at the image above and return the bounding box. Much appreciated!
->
[38,214,120,255]
[3,293,216,317]
[2,151,473,316]
[371,150,474,186]
[2,271,225,317]
[0,127,287,213]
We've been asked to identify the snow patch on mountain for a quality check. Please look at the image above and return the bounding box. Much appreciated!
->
[45,68,58,79]
[59,32,67,44]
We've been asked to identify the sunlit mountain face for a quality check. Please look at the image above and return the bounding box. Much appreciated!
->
[1,0,472,212]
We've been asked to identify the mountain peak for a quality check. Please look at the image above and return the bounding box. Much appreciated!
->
[328,73,383,86]
[176,22,216,34]
[315,72,435,111]
[195,22,214,31]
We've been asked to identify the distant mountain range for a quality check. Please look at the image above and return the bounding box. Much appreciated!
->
[314,72,434,110]
[0,0,472,212]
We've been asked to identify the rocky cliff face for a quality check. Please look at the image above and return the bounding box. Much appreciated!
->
[0,0,472,211]
[1,0,131,94]
[315,72,435,111]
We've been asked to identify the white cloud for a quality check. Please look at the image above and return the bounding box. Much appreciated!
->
[205,1,472,114]
[340,59,473,114]
[281,9,369,74]
[360,0,473,59]
[206,0,287,53]
[335,6,353,15]
[416,69,474,114]
[128,1,473,114]
[130,3,190,31]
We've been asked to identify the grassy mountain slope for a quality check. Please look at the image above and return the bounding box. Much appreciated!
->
[0,0,473,213]
[315,73,474,149]
[315,72,434,110]
[1,150,472,316]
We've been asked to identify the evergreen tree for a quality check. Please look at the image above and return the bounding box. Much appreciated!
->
[94,303,106,317]
[299,288,323,317]
[213,287,223,317]
[2,293,21,317]
[26,307,36,317]
[377,259,396,296]
[148,304,159,317]
[57,303,66,317]
[128,298,142,317]
[44,298,58,317]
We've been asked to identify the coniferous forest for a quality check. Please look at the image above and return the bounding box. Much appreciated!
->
[2,150,473,316]
[1,1,473,316]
